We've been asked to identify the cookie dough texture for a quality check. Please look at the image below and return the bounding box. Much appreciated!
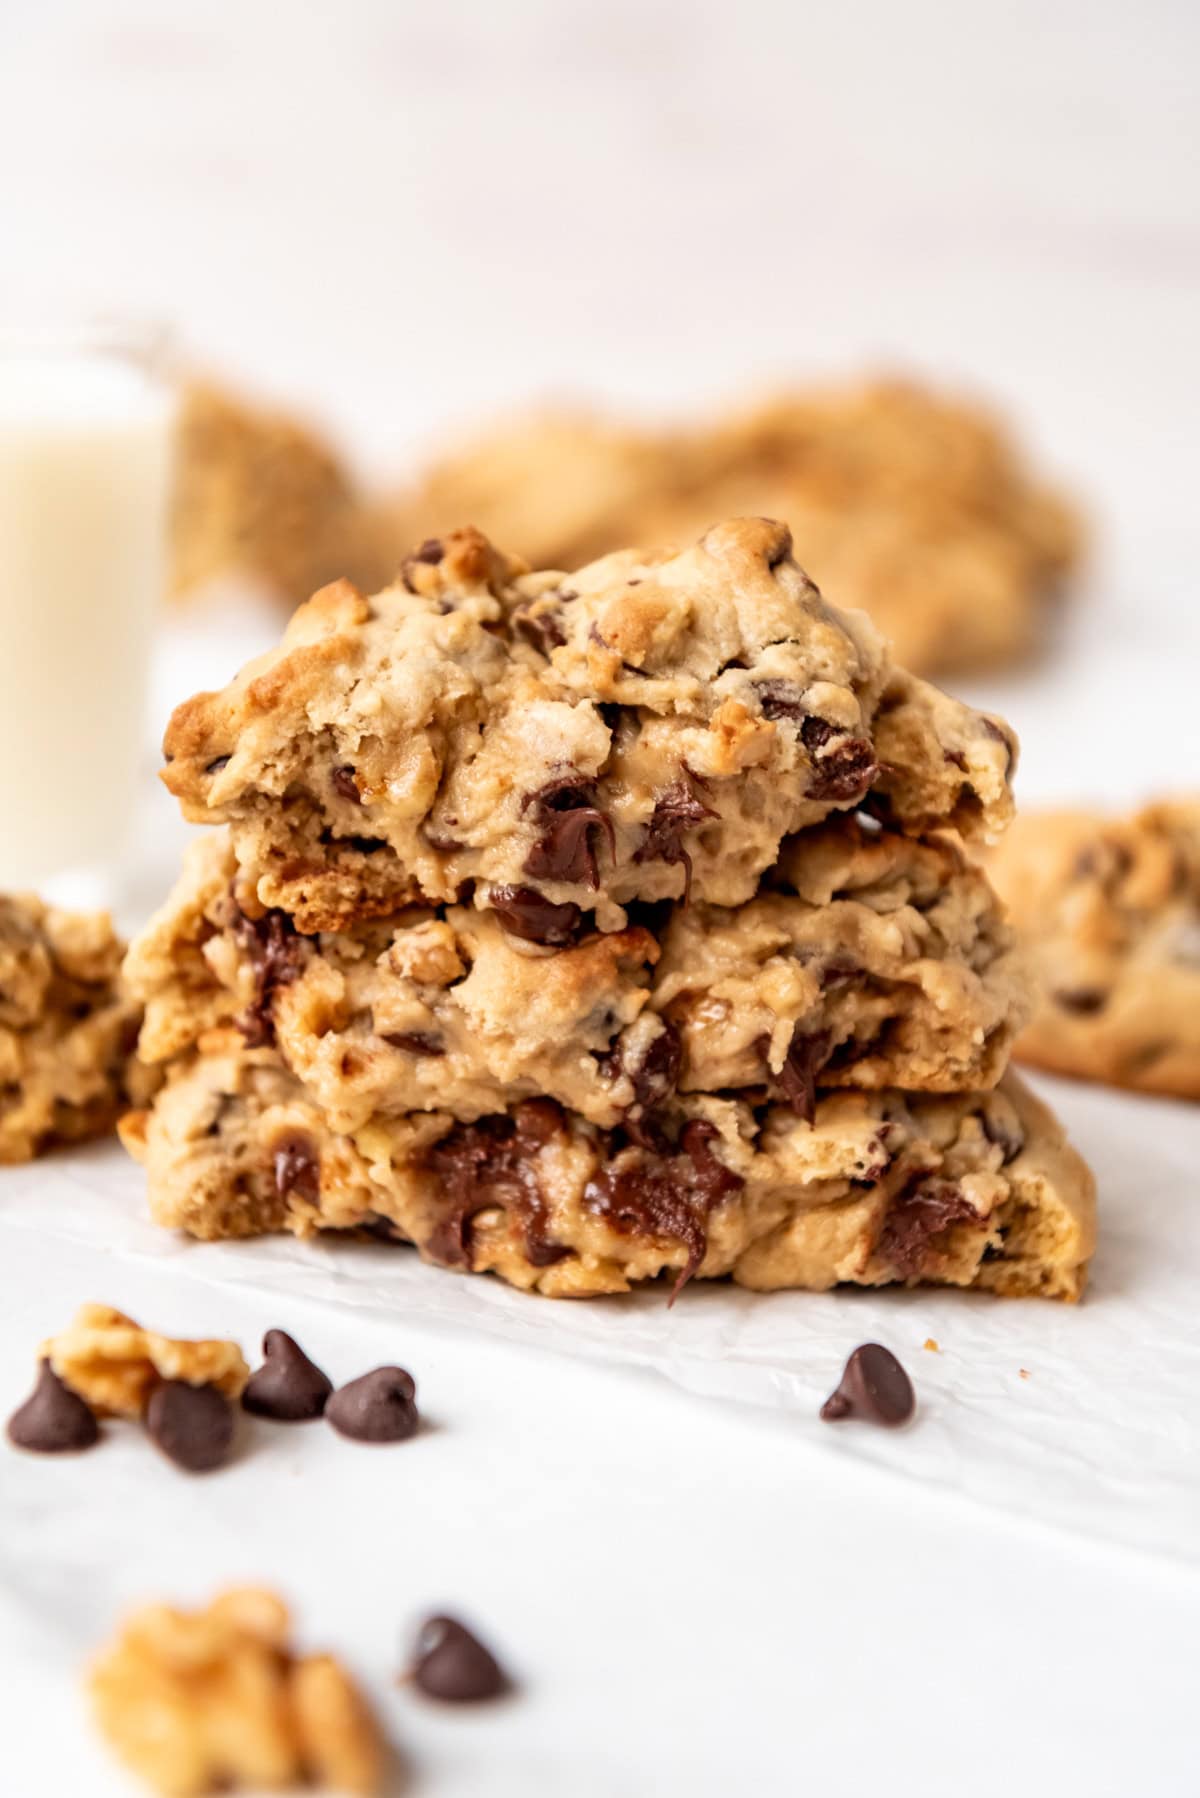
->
[40,1303,248,1419]
[0,895,151,1162]
[161,519,1017,935]
[89,1586,385,1795]
[126,818,1028,1132]
[120,1045,1094,1303]
[389,380,1080,675]
[990,798,1200,1099]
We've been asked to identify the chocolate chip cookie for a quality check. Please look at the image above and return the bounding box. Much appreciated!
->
[121,1042,1094,1303]
[989,798,1200,1099]
[0,895,152,1162]
[161,519,1016,936]
[126,815,1027,1134]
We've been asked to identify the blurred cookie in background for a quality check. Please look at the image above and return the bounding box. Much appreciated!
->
[989,798,1200,1101]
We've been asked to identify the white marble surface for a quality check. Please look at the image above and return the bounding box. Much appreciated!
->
[2,3,1199,1793]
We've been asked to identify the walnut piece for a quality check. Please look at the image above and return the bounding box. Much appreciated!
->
[89,1586,386,1795]
[41,1304,249,1418]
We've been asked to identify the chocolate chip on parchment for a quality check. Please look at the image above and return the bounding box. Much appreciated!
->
[408,1615,509,1703]
[144,1381,235,1472]
[820,1343,915,1427]
[326,1367,419,1443]
[489,885,583,947]
[242,1330,333,1422]
[6,1360,99,1454]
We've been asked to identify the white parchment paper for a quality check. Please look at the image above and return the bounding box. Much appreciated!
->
[2,1072,1197,1566]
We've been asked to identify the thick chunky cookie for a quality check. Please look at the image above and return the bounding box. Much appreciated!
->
[169,381,380,607]
[125,818,1026,1129]
[0,895,151,1162]
[161,520,1016,935]
[121,1045,1094,1302]
[90,1586,385,1794]
[989,798,1200,1099]
[387,379,1080,675]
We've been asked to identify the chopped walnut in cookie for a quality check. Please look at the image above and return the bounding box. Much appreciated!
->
[89,1586,387,1794]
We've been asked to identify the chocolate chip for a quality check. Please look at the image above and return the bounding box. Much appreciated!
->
[6,1360,99,1454]
[205,754,231,775]
[332,765,361,804]
[326,1367,419,1443]
[489,885,583,946]
[821,1343,915,1427]
[409,1615,509,1703]
[633,776,716,902]
[401,538,445,591]
[426,1103,568,1270]
[144,1381,235,1472]
[273,1132,320,1205]
[242,1330,332,1422]
[754,679,807,721]
[232,905,306,1047]
[981,1108,1025,1165]
[799,716,878,804]
[584,1119,742,1302]
[877,1177,980,1279]
[512,601,566,652]
[522,773,615,888]
[764,1027,831,1124]
[1053,987,1108,1015]
[627,1022,682,1113]
[383,1032,445,1056]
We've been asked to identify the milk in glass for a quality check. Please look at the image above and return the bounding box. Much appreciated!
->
[0,334,174,887]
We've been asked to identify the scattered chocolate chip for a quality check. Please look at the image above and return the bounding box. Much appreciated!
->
[981,1107,1025,1165]
[6,1360,99,1454]
[426,1102,568,1270]
[1053,987,1108,1014]
[144,1381,235,1473]
[242,1330,332,1422]
[877,1176,980,1279]
[633,776,716,901]
[821,1343,915,1427]
[489,885,583,947]
[332,765,362,804]
[626,1021,682,1113]
[326,1367,419,1443]
[273,1132,320,1206]
[409,1615,509,1703]
[755,679,807,721]
[800,716,878,804]
[205,754,231,775]
[400,538,445,591]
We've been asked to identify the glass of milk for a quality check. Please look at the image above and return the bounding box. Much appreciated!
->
[0,323,175,898]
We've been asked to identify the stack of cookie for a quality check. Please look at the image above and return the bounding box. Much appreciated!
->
[121,518,1095,1301]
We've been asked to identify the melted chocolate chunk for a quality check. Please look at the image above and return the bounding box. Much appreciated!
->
[242,1330,333,1422]
[1053,987,1108,1014]
[521,773,615,888]
[799,716,878,804]
[628,1022,682,1112]
[876,1176,980,1279]
[754,679,807,721]
[6,1360,99,1454]
[273,1132,320,1205]
[410,1615,510,1703]
[383,1031,445,1056]
[425,1101,569,1270]
[584,1119,742,1302]
[762,1027,832,1124]
[981,1108,1025,1165]
[633,776,716,902]
[232,906,306,1047]
[331,765,362,804]
[512,601,566,653]
[144,1381,235,1473]
[326,1367,419,1443]
[821,1343,915,1427]
[489,885,583,947]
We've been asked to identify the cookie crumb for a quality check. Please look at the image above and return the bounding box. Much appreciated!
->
[1019,1367,1031,1379]
[923,1337,940,1353]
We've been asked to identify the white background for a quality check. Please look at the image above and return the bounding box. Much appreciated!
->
[1,3,1199,1793]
